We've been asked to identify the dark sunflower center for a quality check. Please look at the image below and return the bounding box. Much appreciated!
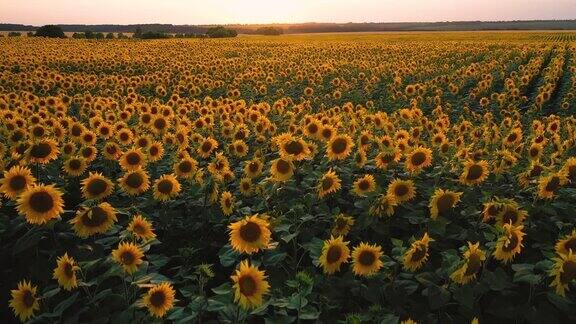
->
[30,142,52,159]
[149,146,159,156]
[464,253,482,276]
[63,262,74,278]
[9,175,27,191]
[358,250,376,266]
[285,140,304,155]
[381,153,394,163]
[568,166,576,179]
[82,148,93,158]
[239,221,262,243]
[501,208,518,225]
[87,179,108,196]
[321,129,332,139]
[81,207,109,227]
[530,165,543,177]
[307,123,318,134]
[436,194,455,213]
[276,159,291,174]
[564,238,576,253]
[358,180,370,191]
[249,162,259,173]
[120,251,136,265]
[322,177,334,191]
[487,205,499,216]
[394,184,408,197]
[201,141,212,153]
[154,118,166,129]
[410,245,427,262]
[331,138,348,155]
[149,291,166,307]
[502,233,519,252]
[157,180,173,194]
[126,173,144,188]
[529,147,539,157]
[126,152,141,166]
[560,261,576,284]
[239,275,257,297]
[507,133,517,142]
[133,223,145,234]
[545,176,560,192]
[179,161,192,173]
[29,191,55,213]
[32,126,45,137]
[71,125,82,137]
[466,164,484,181]
[22,290,35,308]
[410,151,426,166]
[326,245,342,264]
[69,159,82,170]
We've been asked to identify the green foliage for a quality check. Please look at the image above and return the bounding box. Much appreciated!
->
[206,26,238,38]
[34,25,66,38]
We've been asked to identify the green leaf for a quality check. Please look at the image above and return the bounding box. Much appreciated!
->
[218,244,240,267]
[212,282,232,295]
[13,227,45,255]
[53,292,79,316]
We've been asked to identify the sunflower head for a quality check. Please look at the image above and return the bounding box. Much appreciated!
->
[228,215,271,254]
[351,242,384,277]
[128,214,156,241]
[0,165,36,200]
[231,260,270,309]
[17,184,64,225]
[53,253,79,291]
[319,236,350,274]
[141,282,176,318]
[387,178,416,203]
[9,280,40,322]
[112,241,144,274]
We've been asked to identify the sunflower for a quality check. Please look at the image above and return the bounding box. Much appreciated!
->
[403,233,433,272]
[119,148,147,171]
[174,157,198,179]
[331,214,355,236]
[128,215,156,241]
[69,202,118,238]
[494,223,525,263]
[387,179,416,203]
[555,230,576,256]
[17,184,64,225]
[26,138,59,164]
[197,137,218,158]
[9,280,40,322]
[231,260,270,309]
[317,169,342,198]
[270,158,294,182]
[0,165,36,200]
[81,172,114,200]
[495,202,527,227]
[52,253,79,291]
[561,157,576,182]
[244,158,263,178]
[527,142,543,161]
[351,243,384,277]
[141,282,176,318]
[405,146,433,174]
[220,191,234,216]
[103,142,122,160]
[451,242,486,284]
[118,168,150,196]
[278,137,310,161]
[368,194,398,217]
[460,160,489,186]
[429,189,463,219]
[112,241,144,274]
[352,174,377,196]
[326,134,354,161]
[79,146,98,162]
[239,177,253,196]
[229,214,271,254]
[147,141,165,162]
[550,251,576,297]
[375,148,401,170]
[153,174,181,201]
[63,156,88,177]
[537,173,567,200]
[319,236,350,274]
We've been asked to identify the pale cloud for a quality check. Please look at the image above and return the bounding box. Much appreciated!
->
[0,0,573,25]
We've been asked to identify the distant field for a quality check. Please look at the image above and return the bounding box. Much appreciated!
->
[1,32,576,323]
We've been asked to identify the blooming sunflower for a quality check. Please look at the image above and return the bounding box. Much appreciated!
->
[405,146,433,174]
[495,202,527,227]
[459,160,489,186]
[112,241,144,274]
[318,236,350,274]
[0,165,36,200]
[62,156,88,177]
[153,174,181,201]
[141,282,176,318]
[403,232,433,271]
[118,168,150,196]
[278,137,310,161]
[81,172,114,200]
[555,230,576,256]
[26,138,59,164]
[429,189,463,219]
[174,157,198,179]
[375,148,401,170]
[326,134,354,161]
[17,184,64,225]
[220,191,234,216]
[387,179,416,203]
[550,250,576,297]
[537,173,567,200]
[561,157,576,182]
[317,169,342,198]
[231,260,270,309]
[270,158,294,182]
[331,214,355,237]
[451,242,486,284]
[52,253,79,291]
[352,174,377,196]
[69,202,117,238]
[351,243,384,277]
[128,214,156,241]
[368,194,398,217]
[197,137,218,158]
[9,280,40,322]
[119,148,147,171]
[494,223,525,263]
[244,158,263,178]
[228,214,271,254]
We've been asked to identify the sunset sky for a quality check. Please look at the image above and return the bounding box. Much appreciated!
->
[1,0,574,25]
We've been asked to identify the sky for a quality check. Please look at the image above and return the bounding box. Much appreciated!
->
[1,0,574,25]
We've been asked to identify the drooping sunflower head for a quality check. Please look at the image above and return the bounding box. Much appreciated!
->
[537,172,567,200]
[387,178,416,203]
[403,232,434,272]
[141,282,176,318]
[352,174,377,197]
[550,251,576,297]
[451,242,486,284]
[231,260,270,309]
[351,242,384,277]
[128,214,156,241]
[153,174,181,202]
[319,236,350,275]
[331,214,355,237]
[53,253,79,291]
[0,165,36,200]
[228,214,271,255]
[496,201,527,227]
[81,172,114,200]
[9,280,40,322]
[69,202,118,238]
[494,223,525,264]
[429,188,462,219]
[317,169,342,199]
[555,230,576,256]
[369,193,398,217]
[220,191,234,216]
[17,184,64,225]
[112,241,144,274]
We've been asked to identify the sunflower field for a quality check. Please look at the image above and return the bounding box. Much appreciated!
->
[1,32,576,323]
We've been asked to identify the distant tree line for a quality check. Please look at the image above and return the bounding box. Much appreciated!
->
[254,27,283,35]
